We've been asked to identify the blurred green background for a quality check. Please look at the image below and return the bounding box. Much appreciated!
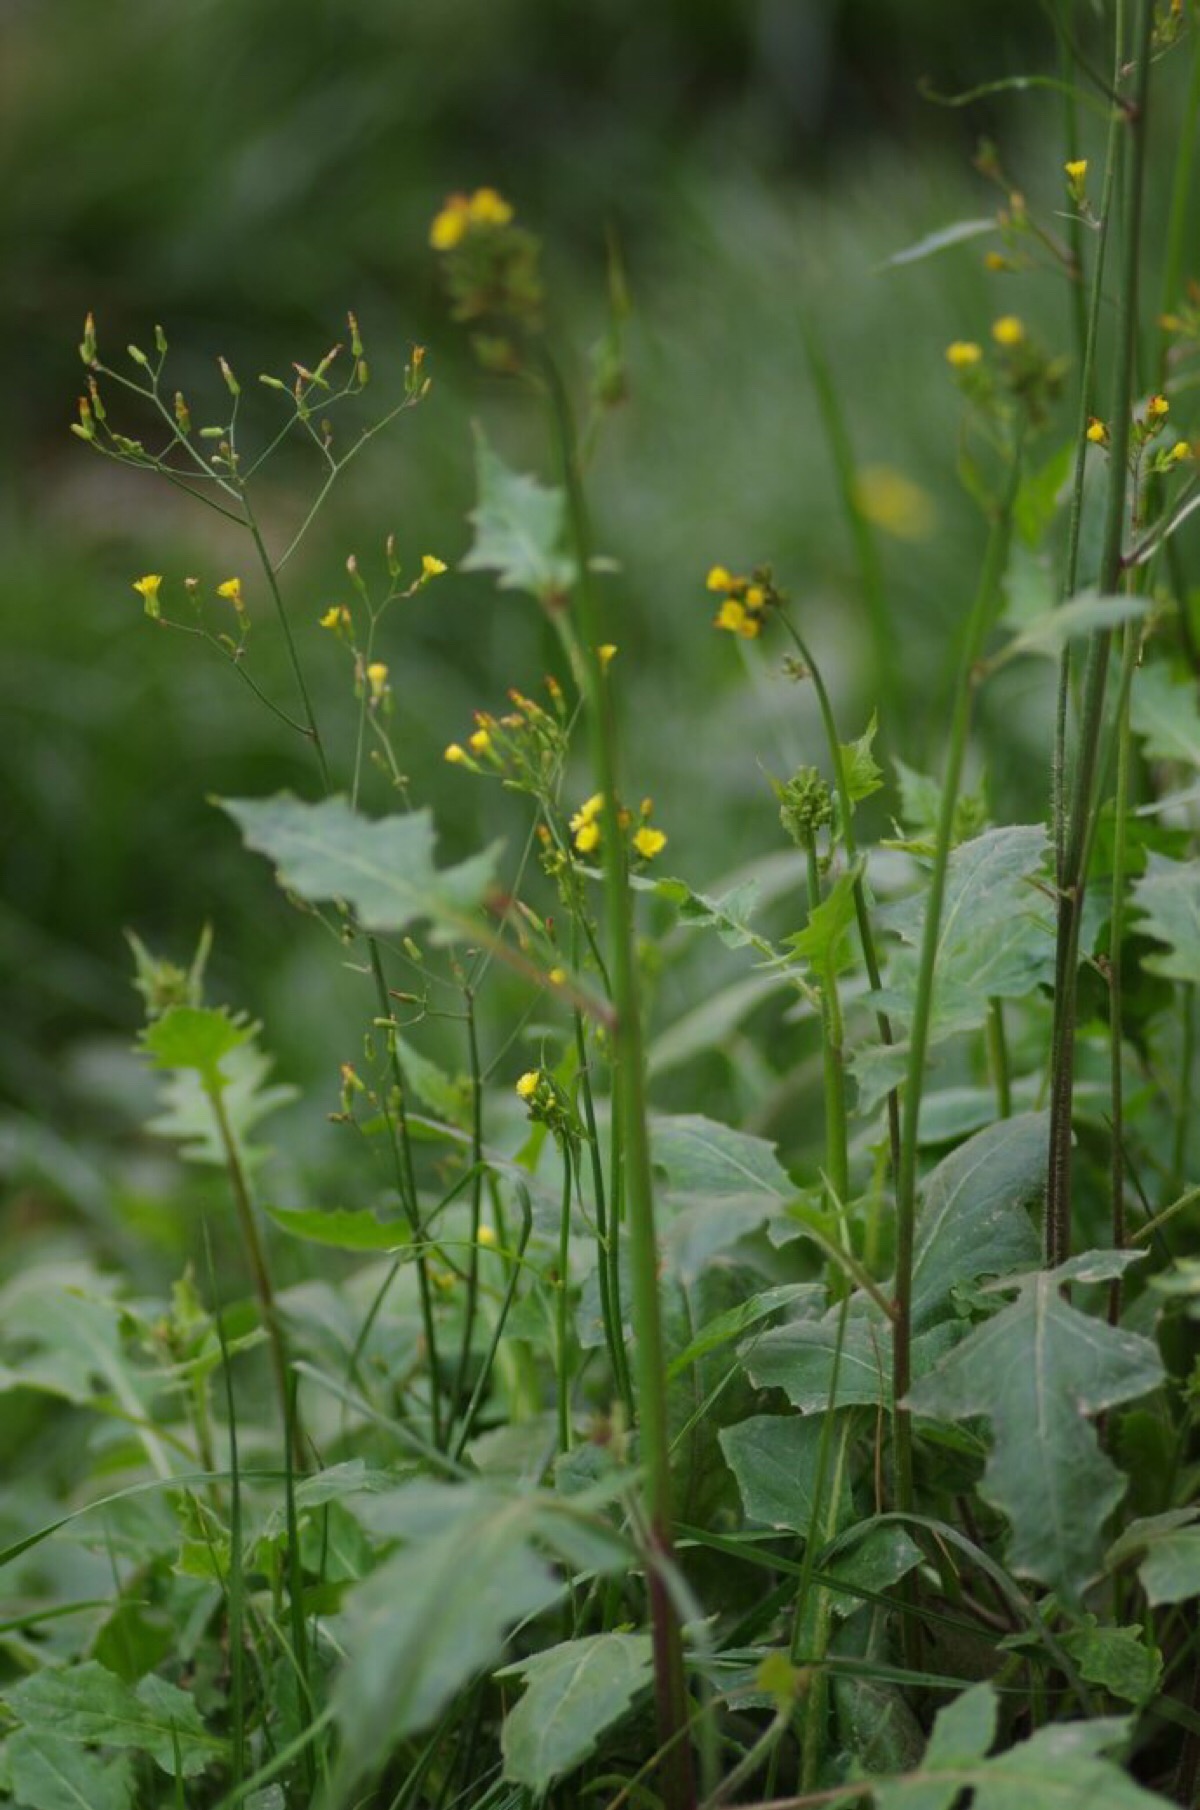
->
[7,0,1193,1242]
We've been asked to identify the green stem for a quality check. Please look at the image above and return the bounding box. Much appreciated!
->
[1157,22,1200,384]
[541,347,694,1810]
[575,1000,635,1420]
[986,999,1012,1120]
[240,496,332,792]
[1047,0,1154,1267]
[1107,619,1139,1323]
[1060,0,1089,366]
[893,450,1023,1518]
[805,836,850,1209]
[1171,987,1195,1200]
[556,1140,574,1456]
[451,987,486,1416]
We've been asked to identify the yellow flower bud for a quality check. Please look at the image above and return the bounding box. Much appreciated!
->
[515,1071,540,1100]
[430,195,470,250]
[945,341,982,369]
[444,742,467,764]
[706,565,734,592]
[991,316,1025,349]
[633,826,667,859]
[421,553,448,578]
[366,661,389,700]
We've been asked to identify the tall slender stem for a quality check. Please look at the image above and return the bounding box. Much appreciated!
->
[541,348,695,1810]
[1107,619,1139,1323]
[1047,0,1153,1266]
[804,836,850,1209]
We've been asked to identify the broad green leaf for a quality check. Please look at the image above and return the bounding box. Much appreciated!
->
[650,1114,792,1203]
[834,1673,925,1777]
[2,1663,223,1778]
[784,866,859,974]
[719,1414,852,1536]
[145,1026,295,1168]
[7,1731,134,1810]
[998,591,1150,665]
[266,1204,410,1252]
[875,1681,997,1810]
[744,1313,959,1412]
[823,1522,923,1617]
[908,1266,1163,1602]
[881,216,996,269]
[838,713,884,816]
[1131,662,1200,767]
[332,1484,629,1794]
[499,1634,653,1790]
[909,1113,1046,1333]
[650,874,763,949]
[459,426,574,599]
[0,1270,127,1405]
[1059,1623,1162,1704]
[139,1005,250,1086]
[1132,854,1200,984]
[1107,1510,1200,1606]
[220,795,499,943]
[667,1283,820,1379]
[890,759,988,850]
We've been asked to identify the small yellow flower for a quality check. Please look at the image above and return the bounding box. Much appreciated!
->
[945,341,982,369]
[598,644,618,670]
[216,577,243,606]
[715,596,761,638]
[1064,159,1088,182]
[469,727,491,754]
[467,187,514,227]
[477,1223,499,1248]
[575,821,601,854]
[515,1070,540,1101]
[570,793,604,833]
[132,574,163,605]
[1169,440,1192,463]
[430,194,470,250]
[548,966,567,986]
[1086,417,1109,446]
[366,661,389,700]
[744,584,766,610]
[421,554,448,578]
[319,605,346,630]
[444,742,467,764]
[983,251,1011,273]
[706,565,734,592]
[633,826,667,859]
[991,316,1025,348]
[1147,393,1171,421]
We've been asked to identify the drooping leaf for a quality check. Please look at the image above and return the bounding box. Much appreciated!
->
[499,1633,653,1790]
[1131,662,1200,768]
[998,591,1150,665]
[265,1204,410,1251]
[880,217,996,269]
[1107,1510,1200,1606]
[908,1260,1163,1602]
[1,1663,223,1778]
[459,426,575,599]
[1131,854,1200,985]
[7,1731,134,1810]
[908,1113,1046,1334]
[719,1414,852,1536]
[220,794,499,944]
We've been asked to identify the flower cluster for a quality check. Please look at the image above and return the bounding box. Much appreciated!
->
[944,316,1064,429]
[429,186,543,364]
[514,1067,579,1143]
[568,792,667,864]
[443,678,569,795]
[706,564,782,640]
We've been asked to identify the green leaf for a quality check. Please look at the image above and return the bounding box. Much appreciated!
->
[1059,1623,1162,1705]
[650,1113,792,1203]
[139,1005,251,1086]
[1107,1510,1200,1606]
[651,874,763,949]
[823,1522,924,1617]
[719,1414,852,1536]
[784,866,859,974]
[332,1483,629,1795]
[219,794,499,943]
[7,1731,134,1810]
[747,1313,958,1412]
[880,217,996,269]
[666,1282,820,1379]
[265,1204,410,1252]
[144,1026,295,1168]
[499,1634,653,1790]
[875,1682,998,1810]
[459,425,574,600]
[647,971,791,1079]
[2,1664,223,1778]
[1132,854,1200,984]
[908,1265,1163,1603]
[1012,439,1073,549]
[1131,662,1200,767]
[909,1113,1046,1334]
[998,591,1151,665]
[838,713,884,816]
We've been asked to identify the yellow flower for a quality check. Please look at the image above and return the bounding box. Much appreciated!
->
[132,574,163,604]
[1147,393,1171,421]
[715,596,761,638]
[1086,417,1109,446]
[598,644,618,670]
[633,826,667,859]
[1065,158,1088,182]
[515,1070,540,1100]
[421,553,448,578]
[744,584,766,610]
[469,727,491,754]
[467,187,514,227]
[430,194,471,250]
[706,564,734,592]
[569,793,604,832]
[574,821,601,854]
[991,316,1025,348]
[945,341,982,369]
[1169,440,1192,463]
[477,1223,499,1248]
[216,577,243,606]
[366,661,389,700]
[548,966,567,986]
[444,742,467,764]
[983,251,1011,273]
[319,605,346,630]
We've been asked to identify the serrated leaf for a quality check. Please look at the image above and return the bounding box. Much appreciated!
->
[785,866,859,974]
[650,874,763,949]
[7,1731,134,1810]
[499,1633,653,1789]
[880,216,996,269]
[838,713,884,814]
[459,426,574,599]
[220,794,499,944]
[265,1204,410,1252]
[2,1663,223,1778]
[1059,1623,1162,1704]
[139,1005,251,1085]
[908,1269,1163,1602]
[1131,662,1200,767]
[909,1114,1046,1334]
[145,1029,296,1168]
[1132,854,1200,984]
[719,1414,852,1536]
